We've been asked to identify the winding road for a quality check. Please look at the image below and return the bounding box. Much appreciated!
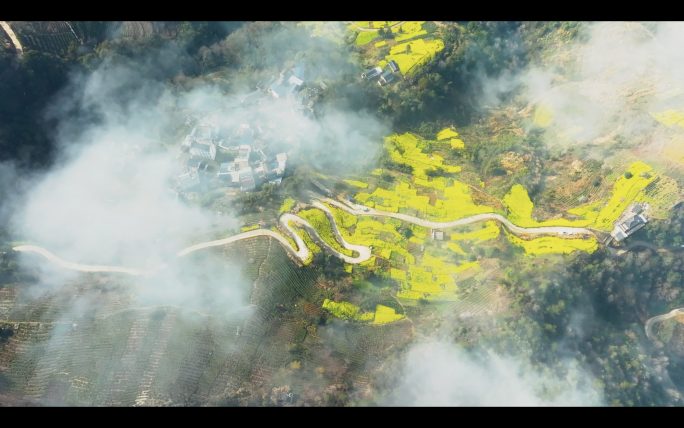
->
[323,198,594,238]
[12,199,374,276]
[13,195,598,277]
[646,308,684,341]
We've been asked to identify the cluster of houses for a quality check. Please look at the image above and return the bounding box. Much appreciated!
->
[362,60,399,86]
[259,61,325,118]
[216,143,288,192]
[177,122,289,193]
[173,60,332,195]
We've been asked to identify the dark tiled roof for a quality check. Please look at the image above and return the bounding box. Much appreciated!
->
[622,215,644,231]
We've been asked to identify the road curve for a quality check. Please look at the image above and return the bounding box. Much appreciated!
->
[12,245,164,276]
[611,240,682,256]
[645,308,684,341]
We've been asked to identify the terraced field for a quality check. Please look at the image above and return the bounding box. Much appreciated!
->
[0,236,418,404]
[7,21,77,55]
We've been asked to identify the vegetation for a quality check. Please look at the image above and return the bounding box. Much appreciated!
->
[504,230,598,256]
[356,32,379,46]
[451,221,500,243]
[322,299,374,321]
[279,197,296,214]
[289,221,321,266]
[297,208,353,257]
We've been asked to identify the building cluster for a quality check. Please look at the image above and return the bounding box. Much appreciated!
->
[174,60,331,195]
[362,60,399,86]
[177,121,289,193]
[261,61,324,118]
[611,203,649,241]
[217,142,288,192]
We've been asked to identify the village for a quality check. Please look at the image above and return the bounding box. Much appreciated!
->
[173,61,324,197]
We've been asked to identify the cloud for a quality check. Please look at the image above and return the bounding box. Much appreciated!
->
[7,23,390,311]
[385,340,603,406]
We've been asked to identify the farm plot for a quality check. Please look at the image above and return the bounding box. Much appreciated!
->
[297,208,354,257]
[279,197,296,213]
[324,209,414,265]
[385,38,444,74]
[343,180,368,189]
[503,184,595,228]
[395,251,480,301]
[436,127,465,149]
[9,22,77,56]
[591,161,655,230]
[534,102,554,127]
[385,132,462,178]
[356,31,379,46]
[503,161,654,230]
[322,299,374,321]
[447,280,503,318]
[0,238,342,405]
[450,221,500,243]
[641,175,681,217]
[504,230,598,256]
[373,305,404,324]
[356,179,497,222]
[650,109,684,128]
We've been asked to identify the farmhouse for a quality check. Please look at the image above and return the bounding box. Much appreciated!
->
[362,66,382,79]
[431,229,444,240]
[611,204,648,241]
[388,60,399,73]
[378,71,394,86]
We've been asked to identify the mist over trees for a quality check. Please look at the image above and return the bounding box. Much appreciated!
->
[2,21,684,407]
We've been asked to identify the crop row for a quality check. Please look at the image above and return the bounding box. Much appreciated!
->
[22,32,75,55]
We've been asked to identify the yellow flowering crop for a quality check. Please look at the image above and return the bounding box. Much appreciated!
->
[451,221,500,243]
[343,180,369,188]
[373,305,404,324]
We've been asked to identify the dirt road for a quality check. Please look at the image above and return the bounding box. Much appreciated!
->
[0,21,23,57]
[610,240,683,256]
[645,307,684,341]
